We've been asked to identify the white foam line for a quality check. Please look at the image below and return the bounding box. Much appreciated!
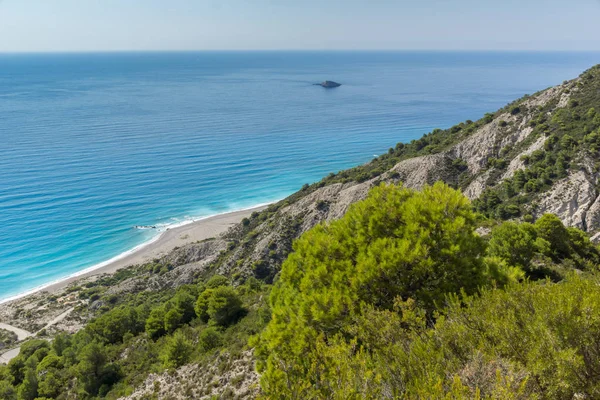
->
[0,201,279,306]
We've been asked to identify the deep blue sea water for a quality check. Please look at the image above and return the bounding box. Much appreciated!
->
[1,51,599,301]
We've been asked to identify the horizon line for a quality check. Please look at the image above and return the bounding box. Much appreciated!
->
[1,48,600,55]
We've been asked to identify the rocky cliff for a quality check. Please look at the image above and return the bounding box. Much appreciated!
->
[203,66,600,283]
[87,65,600,399]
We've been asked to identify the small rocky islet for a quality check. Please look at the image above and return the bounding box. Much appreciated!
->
[315,80,341,88]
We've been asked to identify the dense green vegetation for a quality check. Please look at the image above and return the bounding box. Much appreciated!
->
[254,183,600,399]
[475,66,600,219]
[256,273,600,399]
[0,277,270,399]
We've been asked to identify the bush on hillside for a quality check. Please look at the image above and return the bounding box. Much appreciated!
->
[254,183,508,398]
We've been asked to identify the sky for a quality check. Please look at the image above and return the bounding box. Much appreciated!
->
[1,0,600,52]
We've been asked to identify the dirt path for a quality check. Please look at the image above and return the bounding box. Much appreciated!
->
[37,307,74,334]
[0,307,74,364]
[0,322,32,341]
[0,347,21,364]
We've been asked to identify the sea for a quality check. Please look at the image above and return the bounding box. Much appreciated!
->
[1,51,599,302]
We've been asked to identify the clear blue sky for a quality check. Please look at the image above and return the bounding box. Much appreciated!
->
[1,0,600,52]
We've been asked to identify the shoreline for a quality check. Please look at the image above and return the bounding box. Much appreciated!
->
[0,204,270,305]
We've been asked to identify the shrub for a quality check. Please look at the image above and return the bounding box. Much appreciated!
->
[162,332,193,368]
[488,222,537,269]
[252,260,271,279]
[316,200,329,211]
[164,308,184,334]
[524,180,539,193]
[586,107,596,119]
[535,214,570,259]
[544,134,558,151]
[195,289,214,323]
[199,327,222,352]
[206,275,229,289]
[452,158,468,172]
[146,307,166,339]
[208,286,244,327]
[560,134,575,149]
[255,183,493,398]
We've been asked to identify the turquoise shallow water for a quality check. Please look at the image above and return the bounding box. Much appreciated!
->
[1,51,599,301]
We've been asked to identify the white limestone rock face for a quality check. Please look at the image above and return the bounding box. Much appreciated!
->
[390,154,453,189]
[501,135,546,180]
[557,91,572,108]
[463,171,491,200]
[451,119,507,174]
[584,194,600,233]
[282,181,372,230]
[533,171,598,229]
[523,79,578,109]
[523,85,563,109]
[450,115,535,176]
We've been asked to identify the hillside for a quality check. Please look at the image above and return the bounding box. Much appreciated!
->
[210,63,600,283]
[2,65,600,399]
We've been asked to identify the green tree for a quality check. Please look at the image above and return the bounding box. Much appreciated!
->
[524,179,538,193]
[199,327,222,352]
[555,155,568,178]
[503,180,516,198]
[7,341,49,387]
[87,306,144,344]
[255,183,492,399]
[161,331,193,368]
[567,226,600,267]
[51,333,70,357]
[16,367,37,400]
[205,275,229,289]
[76,342,107,396]
[535,214,570,259]
[145,306,166,339]
[488,222,537,269]
[172,291,196,324]
[195,289,214,323]
[164,308,184,334]
[561,134,575,149]
[36,353,64,399]
[513,170,527,191]
[0,380,16,400]
[7,358,25,387]
[208,286,244,327]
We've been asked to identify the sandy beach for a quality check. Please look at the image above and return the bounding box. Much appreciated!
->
[3,205,268,302]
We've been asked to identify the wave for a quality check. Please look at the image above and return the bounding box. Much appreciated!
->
[0,200,277,305]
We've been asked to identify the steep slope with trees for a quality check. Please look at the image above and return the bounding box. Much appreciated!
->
[2,65,600,399]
